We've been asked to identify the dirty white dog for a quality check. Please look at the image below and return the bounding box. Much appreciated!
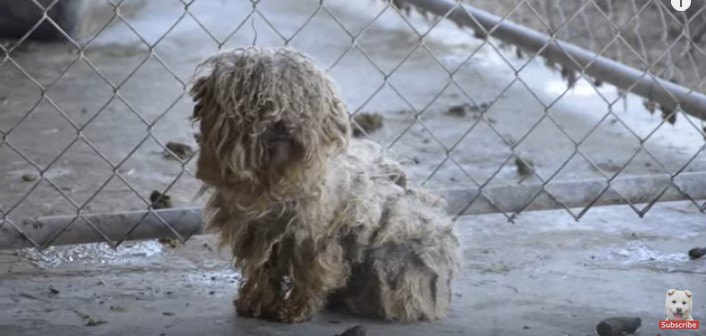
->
[665,289,694,321]
[190,47,459,323]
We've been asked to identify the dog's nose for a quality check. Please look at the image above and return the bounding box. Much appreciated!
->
[676,307,682,313]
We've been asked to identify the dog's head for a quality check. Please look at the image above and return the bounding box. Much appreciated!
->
[666,289,693,320]
[190,47,350,195]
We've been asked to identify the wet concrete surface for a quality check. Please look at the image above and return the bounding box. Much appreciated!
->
[1,0,706,335]
[1,202,705,335]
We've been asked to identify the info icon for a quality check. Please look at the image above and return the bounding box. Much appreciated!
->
[671,0,692,11]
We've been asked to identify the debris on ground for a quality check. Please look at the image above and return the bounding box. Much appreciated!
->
[109,305,127,312]
[446,103,484,117]
[158,237,178,248]
[660,105,677,125]
[514,156,535,177]
[48,287,59,295]
[150,191,172,209]
[688,248,706,259]
[352,113,384,137]
[560,66,578,89]
[643,100,657,114]
[335,325,366,336]
[447,104,469,117]
[165,141,194,160]
[84,318,108,327]
[21,174,37,182]
[596,317,641,336]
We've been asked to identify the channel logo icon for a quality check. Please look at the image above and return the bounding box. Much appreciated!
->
[659,289,700,330]
[671,0,692,11]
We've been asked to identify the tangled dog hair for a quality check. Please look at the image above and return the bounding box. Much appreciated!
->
[190,46,458,323]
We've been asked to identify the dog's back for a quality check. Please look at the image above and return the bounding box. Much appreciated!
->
[328,140,458,321]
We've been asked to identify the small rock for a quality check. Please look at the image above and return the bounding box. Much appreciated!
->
[688,248,706,259]
[209,291,215,295]
[85,318,107,327]
[48,287,60,295]
[21,174,37,182]
[150,191,172,209]
[447,104,468,117]
[110,305,127,312]
[515,157,535,177]
[596,317,641,336]
[523,326,530,329]
[165,142,193,160]
[561,66,578,88]
[660,106,676,125]
[158,237,178,248]
[162,312,175,316]
[336,326,366,336]
[352,113,384,137]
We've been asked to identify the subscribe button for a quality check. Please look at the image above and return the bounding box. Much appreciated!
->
[659,320,700,330]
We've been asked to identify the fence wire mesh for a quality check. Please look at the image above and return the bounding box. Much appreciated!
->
[0,0,705,250]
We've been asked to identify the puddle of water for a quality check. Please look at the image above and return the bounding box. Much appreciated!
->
[603,241,688,265]
[19,240,164,268]
[182,269,241,286]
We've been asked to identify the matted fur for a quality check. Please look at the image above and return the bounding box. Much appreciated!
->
[190,47,459,323]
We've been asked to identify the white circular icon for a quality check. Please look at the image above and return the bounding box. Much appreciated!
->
[671,0,692,11]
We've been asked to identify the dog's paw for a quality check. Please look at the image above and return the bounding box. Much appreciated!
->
[274,302,316,323]
[234,296,259,318]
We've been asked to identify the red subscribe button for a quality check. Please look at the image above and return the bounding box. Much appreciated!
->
[659,320,700,330]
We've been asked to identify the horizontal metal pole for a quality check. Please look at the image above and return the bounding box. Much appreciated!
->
[443,172,706,216]
[0,208,202,250]
[401,0,706,120]
[1,172,704,250]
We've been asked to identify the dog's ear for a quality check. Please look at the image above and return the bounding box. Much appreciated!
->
[322,97,350,149]
[190,77,210,121]
[685,290,692,298]
[667,289,676,296]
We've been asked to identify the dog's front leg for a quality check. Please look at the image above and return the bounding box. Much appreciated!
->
[235,262,282,319]
[275,242,349,323]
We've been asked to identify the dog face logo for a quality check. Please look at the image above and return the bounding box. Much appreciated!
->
[666,289,694,321]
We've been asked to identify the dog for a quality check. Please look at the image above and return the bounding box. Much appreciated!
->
[189,47,459,323]
[665,289,694,321]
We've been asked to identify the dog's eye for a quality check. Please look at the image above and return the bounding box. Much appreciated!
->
[683,301,687,305]
[673,300,677,304]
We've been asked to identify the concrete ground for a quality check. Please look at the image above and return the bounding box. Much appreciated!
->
[1,202,705,336]
[1,0,706,335]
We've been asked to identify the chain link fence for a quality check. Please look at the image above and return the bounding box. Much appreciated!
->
[1,0,705,250]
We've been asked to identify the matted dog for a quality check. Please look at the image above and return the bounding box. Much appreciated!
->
[190,47,458,323]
